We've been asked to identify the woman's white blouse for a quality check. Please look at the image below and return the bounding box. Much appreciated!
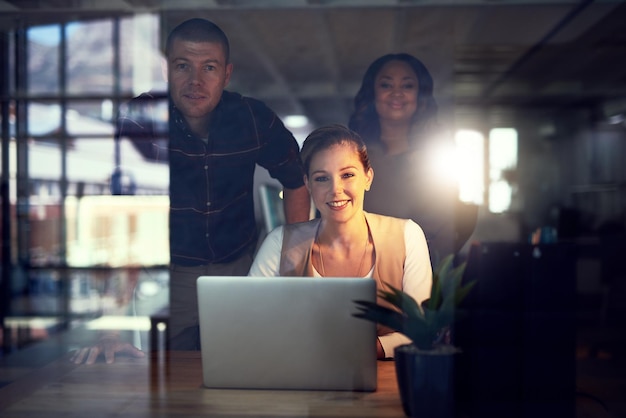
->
[248,219,432,358]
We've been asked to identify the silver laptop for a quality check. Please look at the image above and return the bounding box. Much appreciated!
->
[197,275,377,391]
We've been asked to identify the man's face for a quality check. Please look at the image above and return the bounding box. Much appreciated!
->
[167,38,233,126]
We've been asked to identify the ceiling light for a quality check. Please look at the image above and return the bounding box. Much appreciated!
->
[284,115,309,129]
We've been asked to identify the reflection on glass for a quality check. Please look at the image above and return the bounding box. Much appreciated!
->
[66,100,117,132]
[27,24,60,95]
[489,128,518,174]
[120,14,166,96]
[27,102,61,137]
[65,195,169,267]
[489,180,513,214]
[455,129,484,205]
[66,20,114,94]
[489,128,518,213]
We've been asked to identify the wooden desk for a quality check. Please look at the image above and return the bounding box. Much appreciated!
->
[0,351,405,417]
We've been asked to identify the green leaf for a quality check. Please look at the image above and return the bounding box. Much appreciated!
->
[352,300,405,332]
[379,282,424,321]
[455,280,477,306]
[351,252,476,351]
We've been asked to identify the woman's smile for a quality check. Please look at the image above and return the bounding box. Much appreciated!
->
[327,199,350,209]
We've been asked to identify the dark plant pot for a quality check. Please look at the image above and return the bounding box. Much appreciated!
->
[394,344,460,418]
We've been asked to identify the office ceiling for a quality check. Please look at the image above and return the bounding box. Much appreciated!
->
[1,0,626,130]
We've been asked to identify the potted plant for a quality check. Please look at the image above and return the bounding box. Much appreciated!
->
[353,254,476,418]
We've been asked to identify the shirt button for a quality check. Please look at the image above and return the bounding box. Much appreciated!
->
[204,165,208,170]
[206,201,211,206]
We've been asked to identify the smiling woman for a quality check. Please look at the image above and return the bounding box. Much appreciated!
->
[249,124,433,360]
[302,127,374,277]
[349,53,476,263]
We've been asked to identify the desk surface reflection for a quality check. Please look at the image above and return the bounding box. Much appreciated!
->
[0,351,404,417]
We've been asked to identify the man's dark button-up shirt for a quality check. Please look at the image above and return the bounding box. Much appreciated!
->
[118,90,305,265]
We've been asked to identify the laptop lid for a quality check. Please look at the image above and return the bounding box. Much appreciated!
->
[197,275,377,391]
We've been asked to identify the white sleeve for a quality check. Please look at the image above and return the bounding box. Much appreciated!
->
[379,219,433,358]
[402,219,433,305]
[248,226,284,277]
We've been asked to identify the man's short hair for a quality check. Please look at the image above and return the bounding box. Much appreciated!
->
[165,18,230,63]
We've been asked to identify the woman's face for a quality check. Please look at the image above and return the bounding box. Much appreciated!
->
[374,60,419,125]
[304,143,373,225]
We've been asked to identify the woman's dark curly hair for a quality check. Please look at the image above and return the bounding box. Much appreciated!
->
[348,53,438,146]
